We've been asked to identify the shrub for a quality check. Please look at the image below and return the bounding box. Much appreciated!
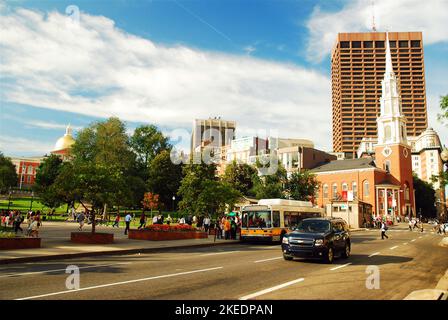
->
[145,224,197,232]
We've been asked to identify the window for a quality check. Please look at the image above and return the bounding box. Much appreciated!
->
[389,41,396,48]
[352,41,361,48]
[363,41,373,48]
[384,160,391,173]
[323,184,329,198]
[272,211,280,228]
[404,185,410,201]
[384,125,392,140]
[342,183,348,191]
[411,40,420,47]
[375,41,384,48]
[352,182,357,198]
[363,180,370,197]
[332,183,338,199]
[399,40,408,48]
[340,41,350,48]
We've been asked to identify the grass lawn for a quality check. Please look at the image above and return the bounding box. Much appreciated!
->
[0,197,69,214]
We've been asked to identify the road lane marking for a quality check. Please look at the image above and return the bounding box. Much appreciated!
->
[239,278,305,300]
[368,252,380,257]
[418,236,423,239]
[390,246,399,250]
[15,266,223,300]
[254,257,283,263]
[411,239,416,242]
[403,242,408,245]
[330,263,352,271]
[0,262,132,279]
[199,251,240,256]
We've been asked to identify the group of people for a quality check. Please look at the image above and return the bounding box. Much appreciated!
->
[215,215,240,240]
[1,209,41,237]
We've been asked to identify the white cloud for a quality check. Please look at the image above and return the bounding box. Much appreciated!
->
[0,7,333,151]
[306,0,448,63]
[0,135,54,156]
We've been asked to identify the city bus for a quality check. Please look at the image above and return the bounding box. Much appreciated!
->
[240,199,325,243]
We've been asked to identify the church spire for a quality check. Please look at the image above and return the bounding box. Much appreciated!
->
[385,32,394,76]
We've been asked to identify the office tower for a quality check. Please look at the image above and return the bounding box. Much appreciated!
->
[190,118,236,154]
[331,32,427,158]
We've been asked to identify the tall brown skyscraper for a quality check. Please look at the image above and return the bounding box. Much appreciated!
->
[331,32,427,158]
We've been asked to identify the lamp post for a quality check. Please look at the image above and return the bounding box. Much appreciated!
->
[7,189,12,211]
[172,196,176,212]
[29,191,34,211]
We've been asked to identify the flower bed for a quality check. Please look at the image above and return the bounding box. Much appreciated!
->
[129,224,208,241]
[0,237,41,250]
[71,232,114,244]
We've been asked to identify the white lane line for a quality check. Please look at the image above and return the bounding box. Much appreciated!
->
[239,278,305,300]
[418,236,423,239]
[15,266,223,300]
[368,252,380,257]
[330,263,352,271]
[199,251,240,257]
[254,257,283,263]
[403,242,408,245]
[411,239,416,242]
[390,246,399,250]
[0,262,132,279]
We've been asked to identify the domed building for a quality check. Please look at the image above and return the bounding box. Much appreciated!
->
[51,124,75,161]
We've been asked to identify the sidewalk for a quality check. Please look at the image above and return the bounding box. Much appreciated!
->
[0,221,239,265]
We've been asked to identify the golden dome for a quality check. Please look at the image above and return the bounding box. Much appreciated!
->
[53,125,75,151]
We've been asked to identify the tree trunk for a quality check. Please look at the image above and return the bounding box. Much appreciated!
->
[102,203,107,220]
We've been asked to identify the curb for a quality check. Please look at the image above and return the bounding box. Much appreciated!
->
[0,241,240,265]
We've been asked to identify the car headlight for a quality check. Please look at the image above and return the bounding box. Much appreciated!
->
[282,236,289,244]
[314,239,324,246]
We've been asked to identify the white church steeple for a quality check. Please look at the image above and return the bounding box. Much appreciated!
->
[376,32,408,146]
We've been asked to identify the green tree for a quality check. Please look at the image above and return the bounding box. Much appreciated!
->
[252,159,287,199]
[285,170,320,201]
[0,152,18,194]
[147,150,183,210]
[33,154,64,209]
[222,161,257,196]
[413,174,437,219]
[130,125,171,179]
[66,118,141,232]
[437,94,448,124]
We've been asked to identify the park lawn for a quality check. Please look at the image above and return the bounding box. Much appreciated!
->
[0,197,69,214]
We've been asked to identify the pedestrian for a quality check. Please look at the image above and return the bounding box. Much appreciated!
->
[138,212,146,229]
[77,211,86,231]
[230,218,237,239]
[420,220,424,233]
[112,213,120,228]
[203,215,211,234]
[14,211,23,234]
[179,216,185,224]
[224,217,231,240]
[124,212,132,235]
[408,219,413,231]
[381,221,389,240]
[166,214,172,226]
[152,214,158,225]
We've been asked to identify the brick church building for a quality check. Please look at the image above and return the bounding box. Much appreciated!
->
[312,33,415,225]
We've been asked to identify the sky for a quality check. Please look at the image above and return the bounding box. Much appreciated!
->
[0,0,447,157]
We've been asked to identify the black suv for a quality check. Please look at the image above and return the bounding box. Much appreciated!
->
[281,217,351,264]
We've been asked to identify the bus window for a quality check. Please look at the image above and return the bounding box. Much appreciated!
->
[242,211,272,228]
[273,211,280,227]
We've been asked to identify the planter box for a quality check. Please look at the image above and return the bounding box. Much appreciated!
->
[0,237,41,250]
[71,232,114,244]
[128,229,208,241]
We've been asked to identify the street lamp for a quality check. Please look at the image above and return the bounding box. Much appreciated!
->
[172,196,176,212]
[29,191,34,211]
[7,189,12,211]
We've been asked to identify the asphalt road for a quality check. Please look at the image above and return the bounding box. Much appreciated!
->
[0,225,447,300]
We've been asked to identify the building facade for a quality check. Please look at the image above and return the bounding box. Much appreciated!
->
[332,32,427,158]
[191,118,236,155]
[315,33,416,224]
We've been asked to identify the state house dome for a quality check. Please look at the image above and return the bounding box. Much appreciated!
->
[53,124,75,152]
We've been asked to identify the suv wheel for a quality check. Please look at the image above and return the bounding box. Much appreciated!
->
[323,247,334,264]
[283,254,293,261]
[341,243,350,259]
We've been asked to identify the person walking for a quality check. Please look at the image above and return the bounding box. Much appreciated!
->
[408,219,413,231]
[138,212,146,229]
[224,217,231,240]
[14,211,23,234]
[381,221,389,240]
[124,212,132,235]
[112,213,120,228]
[77,211,86,231]
[203,215,211,234]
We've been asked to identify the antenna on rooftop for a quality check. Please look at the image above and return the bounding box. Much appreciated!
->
[371,0,377,32]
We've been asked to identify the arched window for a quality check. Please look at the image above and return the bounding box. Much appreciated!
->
[342,183,348,191]
[352,182,357,198]
[323,184,329,198]
[332,183,338,199]
[404,183,410,201]
[363,180,370,197]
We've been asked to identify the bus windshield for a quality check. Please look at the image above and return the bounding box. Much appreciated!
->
[242,211,272,228]
[295,220,330,233]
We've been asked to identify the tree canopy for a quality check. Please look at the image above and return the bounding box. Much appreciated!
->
[437,94,448,124]
[0,152,18,194]
[222,161,258,197]
[285,170,320,201]
[413,174,437,219]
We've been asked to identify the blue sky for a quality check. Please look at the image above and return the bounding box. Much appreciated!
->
[0,0,447,157]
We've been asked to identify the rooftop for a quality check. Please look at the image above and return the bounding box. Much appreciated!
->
[311,157,377,173]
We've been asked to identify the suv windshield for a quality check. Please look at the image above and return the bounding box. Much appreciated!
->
[295,220,331,233]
